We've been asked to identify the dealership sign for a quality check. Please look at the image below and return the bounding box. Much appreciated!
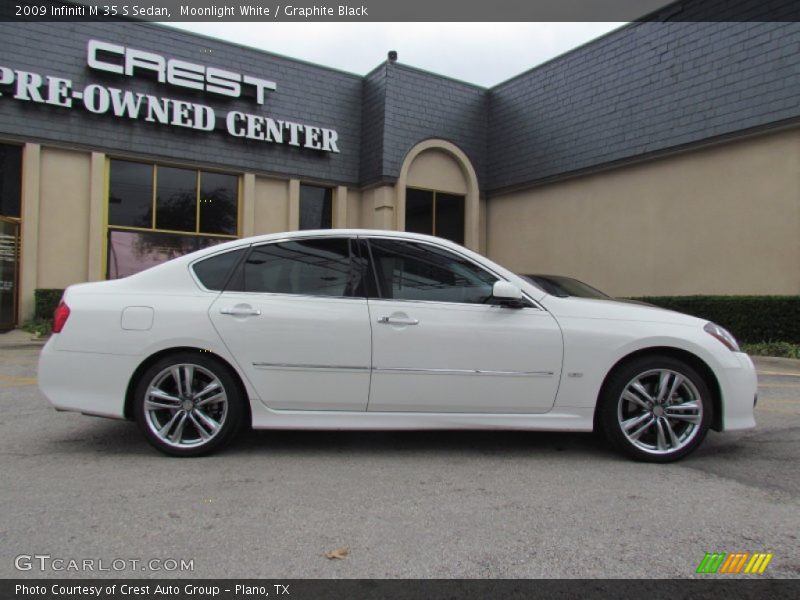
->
[0,40,340,153]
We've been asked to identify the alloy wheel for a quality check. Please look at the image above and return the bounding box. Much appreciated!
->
[616,368,704,456]
[143,363,229,449]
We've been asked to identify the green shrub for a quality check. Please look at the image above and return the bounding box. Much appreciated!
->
[21,318,51,338]
[629,295,800,344]
[34,288,64,321]
[741,341,800,359]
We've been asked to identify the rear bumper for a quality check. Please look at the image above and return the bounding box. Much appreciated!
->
[718,352,758,431]
[38,338,134,419]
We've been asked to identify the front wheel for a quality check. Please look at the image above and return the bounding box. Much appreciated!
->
[134,352,245,457]
[598,355,713,462]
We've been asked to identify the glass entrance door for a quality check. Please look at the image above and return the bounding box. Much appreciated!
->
[0,218,19,331]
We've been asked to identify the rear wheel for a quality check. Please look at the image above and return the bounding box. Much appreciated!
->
[134,352,244,457]
[599,355,712,462]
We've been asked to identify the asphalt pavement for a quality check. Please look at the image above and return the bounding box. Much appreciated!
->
[0,332,798,578]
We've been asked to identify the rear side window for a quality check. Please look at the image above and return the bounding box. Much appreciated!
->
[192,248,246,291]
[235,238,363,297]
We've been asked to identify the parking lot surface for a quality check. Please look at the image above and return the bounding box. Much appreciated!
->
[1,339,798,578]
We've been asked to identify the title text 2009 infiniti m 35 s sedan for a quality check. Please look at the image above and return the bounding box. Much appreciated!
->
[38,230,757,461]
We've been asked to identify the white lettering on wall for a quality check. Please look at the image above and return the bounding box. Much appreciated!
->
[0,66,340,153]
[86,39,275,105]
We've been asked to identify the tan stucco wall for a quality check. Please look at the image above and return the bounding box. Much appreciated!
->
[407,149,469,194]
[253,176,290,234]
[37,147,91,289]
[487,128,800,297]
[346,188,361,228]
[361,185,395,230]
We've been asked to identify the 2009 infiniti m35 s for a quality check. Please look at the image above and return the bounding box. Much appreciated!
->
[38,230,757,461]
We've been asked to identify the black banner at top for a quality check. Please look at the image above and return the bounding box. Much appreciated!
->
[3,0,800,22]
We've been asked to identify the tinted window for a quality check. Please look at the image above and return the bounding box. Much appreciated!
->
[156,166,197,232]
[199,172,238,235]
[108,160,153,228]
[193,248,246,291]
[0,144,22,219]
[368,239,496,304]
[107,230,227,279]
[435,193,465,245]
[299,185,332,230]
[241,238,359,297]
[405,189,433,236]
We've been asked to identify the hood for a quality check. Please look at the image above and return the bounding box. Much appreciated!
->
[538,294,705,327]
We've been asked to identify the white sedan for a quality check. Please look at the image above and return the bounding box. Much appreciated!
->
[38,230,757,461]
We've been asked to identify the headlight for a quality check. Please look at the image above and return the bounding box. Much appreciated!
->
[704,322,740,352]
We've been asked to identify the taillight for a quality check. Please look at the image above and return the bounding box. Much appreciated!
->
[53,300,71,334]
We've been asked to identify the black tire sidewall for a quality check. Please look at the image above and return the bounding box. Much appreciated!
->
[599,355,712,463]
[134,351,244,457]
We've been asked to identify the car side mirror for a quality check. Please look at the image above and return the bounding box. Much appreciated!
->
[492,281,526,308]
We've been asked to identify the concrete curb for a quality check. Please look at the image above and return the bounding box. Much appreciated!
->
[0,330,47,349]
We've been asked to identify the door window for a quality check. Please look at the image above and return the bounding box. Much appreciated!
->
[230,238,366,298]
[367,239,496,304]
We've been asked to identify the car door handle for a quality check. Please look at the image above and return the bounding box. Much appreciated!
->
[378,316,419,326]
[220,306,261,317]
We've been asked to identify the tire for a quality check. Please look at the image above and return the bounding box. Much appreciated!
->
[133,351,245,457]
[598,355,713,462]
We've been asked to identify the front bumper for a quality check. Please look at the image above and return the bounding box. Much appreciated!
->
[717,352,758,431]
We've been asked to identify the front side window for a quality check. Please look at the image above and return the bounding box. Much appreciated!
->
[232,238,365,298]
[107,160,239,279]
[367,239,497,304]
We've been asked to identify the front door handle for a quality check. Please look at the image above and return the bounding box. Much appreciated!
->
[220,305,261,317]
[378,316,419,326]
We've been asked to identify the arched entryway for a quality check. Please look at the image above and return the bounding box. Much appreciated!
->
[396,140,480,250]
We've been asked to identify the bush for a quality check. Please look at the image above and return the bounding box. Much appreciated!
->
[34,288,64,321]
[21,318,51,338]
[741,341,800,359]
[630,295,800,344]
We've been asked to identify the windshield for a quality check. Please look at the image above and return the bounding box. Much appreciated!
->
[520,274,611,299]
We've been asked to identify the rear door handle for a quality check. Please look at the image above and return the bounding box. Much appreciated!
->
[220,305,261,317]
[378,316,419,326]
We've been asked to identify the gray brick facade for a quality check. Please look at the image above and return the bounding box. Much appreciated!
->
[1,12,799,194]
[487,21,800,191]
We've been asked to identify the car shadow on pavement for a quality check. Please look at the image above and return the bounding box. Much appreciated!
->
[42,417,618,460]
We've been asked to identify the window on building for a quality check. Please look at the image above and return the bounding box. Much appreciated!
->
[107,159,239,279]
[299,185,332,230]
[0,144,22,219]
[405,188,465,245]
[0,143,22,330]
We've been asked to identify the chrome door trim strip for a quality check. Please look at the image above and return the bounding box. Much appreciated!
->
[253,363,554,377]
[372,367,555,377]
[253,362,369,372]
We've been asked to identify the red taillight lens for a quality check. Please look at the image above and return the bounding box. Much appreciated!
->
[52,300,70,334]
